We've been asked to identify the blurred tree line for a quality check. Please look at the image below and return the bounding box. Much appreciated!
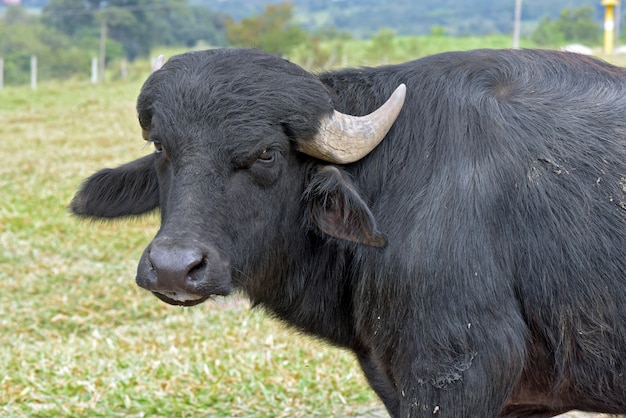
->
[43,0,227,59]
[531,6,600,46]
[0,1,351,85]
[0,0,228,84]
[226,3,308,55]
[0,1,617,86]
[205,0,605,39]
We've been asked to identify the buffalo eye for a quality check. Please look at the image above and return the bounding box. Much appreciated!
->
[153,140,163,154]
[258,149,275,163]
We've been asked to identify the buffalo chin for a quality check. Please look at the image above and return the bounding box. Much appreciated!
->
[152,291,210,307]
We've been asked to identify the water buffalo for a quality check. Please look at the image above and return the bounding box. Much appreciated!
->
[71,48,626,417]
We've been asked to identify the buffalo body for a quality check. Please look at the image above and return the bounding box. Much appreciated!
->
[72,48,626,417]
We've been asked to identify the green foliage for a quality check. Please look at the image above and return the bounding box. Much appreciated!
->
[291,38,332,69]
[557,6,601,44]
[208,0,603,39]
[430,26,445,37]
[311,26,353,43]
[531,16,565,46]
[3,4,31,24]
[42,0,227,60]
[163,6,228,48]
[0,6,99,84]
[366,28,396,61]
[226,3,309,55]
[286,33,538,71]
[0,1,603,86]
[531,6,600,46]
[0,1,228,85]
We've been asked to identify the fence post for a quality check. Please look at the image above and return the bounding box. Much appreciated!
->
[30,55,37,90]
[120,58,128,80]
[91,57,98,84]
[98,19,107,83]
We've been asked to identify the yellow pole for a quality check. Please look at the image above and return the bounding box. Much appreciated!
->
[603,0,620,54]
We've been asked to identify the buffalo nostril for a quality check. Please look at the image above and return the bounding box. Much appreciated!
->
[187,256,207,282]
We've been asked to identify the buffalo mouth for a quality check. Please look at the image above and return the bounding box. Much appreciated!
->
[151,290,210,307]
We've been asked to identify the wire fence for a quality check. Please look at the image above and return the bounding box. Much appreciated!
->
[0,55,139,90]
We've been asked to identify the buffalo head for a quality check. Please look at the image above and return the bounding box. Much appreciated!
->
[71,49,405,306]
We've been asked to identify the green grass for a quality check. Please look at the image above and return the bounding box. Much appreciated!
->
[0,80,383,417]
[289,34,541,70]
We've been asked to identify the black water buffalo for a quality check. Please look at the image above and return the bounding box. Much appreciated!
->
[71,48,626,417]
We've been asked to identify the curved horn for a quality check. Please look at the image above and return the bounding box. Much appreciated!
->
[297,84,406,164]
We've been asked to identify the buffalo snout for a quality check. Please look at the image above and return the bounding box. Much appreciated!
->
[136,238,231,306]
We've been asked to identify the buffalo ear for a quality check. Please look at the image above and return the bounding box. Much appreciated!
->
[71,154,159,218]
[305,166,387,247]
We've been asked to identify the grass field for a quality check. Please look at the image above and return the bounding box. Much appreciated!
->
[2,44,625,417]
[0,79,384,417]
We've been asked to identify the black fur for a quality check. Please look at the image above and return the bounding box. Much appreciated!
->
[71,154,159,218]
[72,48,626,417]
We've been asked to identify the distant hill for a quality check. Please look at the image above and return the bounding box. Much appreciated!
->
[6,0,609,38]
